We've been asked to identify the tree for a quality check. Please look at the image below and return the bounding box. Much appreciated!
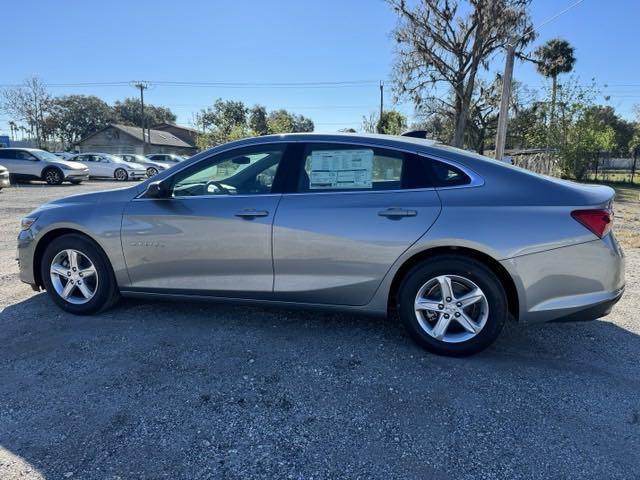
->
[292,114,314,133]
[195,99,313,147]
[195,99,249,147]
[582,105,635,157]
[113,98,176,128]
[534,38,576,124]
[267,109,314,134]
[389,0,535,147]
[376,110,407,135]
[47,95,115,148]
[559,112,615,181]
[361,113,378,133]
[1,77,51,147]
[249,105,269,135]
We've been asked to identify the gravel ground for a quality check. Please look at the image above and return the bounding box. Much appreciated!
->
[0,181,638,479]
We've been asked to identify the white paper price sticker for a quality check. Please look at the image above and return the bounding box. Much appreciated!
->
[309,149,373,190]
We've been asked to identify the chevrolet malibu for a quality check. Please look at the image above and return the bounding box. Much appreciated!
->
[17,133,625,356]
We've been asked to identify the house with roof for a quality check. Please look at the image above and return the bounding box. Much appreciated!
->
[152,122,199,148]
[76,123,198,155]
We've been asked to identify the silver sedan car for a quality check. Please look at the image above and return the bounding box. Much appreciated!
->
[16,133,625,356]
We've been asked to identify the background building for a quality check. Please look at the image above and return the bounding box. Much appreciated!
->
[76,123,197,155]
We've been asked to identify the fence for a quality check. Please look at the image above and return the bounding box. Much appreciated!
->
[506,148,560,176]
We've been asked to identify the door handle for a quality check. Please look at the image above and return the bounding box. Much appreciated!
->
[378,208,417,219]
[234,209,269,218]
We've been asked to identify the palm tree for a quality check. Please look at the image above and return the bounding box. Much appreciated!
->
[534,38,576,123]
[8,121,16,141]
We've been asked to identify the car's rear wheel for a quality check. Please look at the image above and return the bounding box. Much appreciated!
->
[40,234,119,314]
[146,167,159,177]
[114,168,128,181]
[397,255,507,356]
[43,168,64,185]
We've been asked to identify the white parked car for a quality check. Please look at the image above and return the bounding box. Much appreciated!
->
[0,148,89,185]
[0,164,9,189]
[145,153,187,164]
[53,152,76,160]
[69,153,147,181]
[118,154,171,177]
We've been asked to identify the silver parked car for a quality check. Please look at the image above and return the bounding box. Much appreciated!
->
[69,153,147,181]
[0,148,89,185]
[16,134,625,356]
[118,154,171,177]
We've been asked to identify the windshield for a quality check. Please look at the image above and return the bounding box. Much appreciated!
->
[122,155,147,163]
[33,150,63,162]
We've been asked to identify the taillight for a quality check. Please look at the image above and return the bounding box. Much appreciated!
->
[571,209,613,238]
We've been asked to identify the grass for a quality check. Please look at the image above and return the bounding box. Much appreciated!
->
[584,171,640,186]
[586,180,640,249]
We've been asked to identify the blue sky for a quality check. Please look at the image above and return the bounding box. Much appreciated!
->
[2,0,639,135]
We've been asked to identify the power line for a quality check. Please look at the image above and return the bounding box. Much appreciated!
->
[0,79,384,89]
[521,0,585,40]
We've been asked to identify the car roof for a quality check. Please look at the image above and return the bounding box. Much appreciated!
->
[209,132,439,152]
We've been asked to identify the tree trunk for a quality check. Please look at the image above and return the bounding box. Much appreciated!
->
[550,75,557,126]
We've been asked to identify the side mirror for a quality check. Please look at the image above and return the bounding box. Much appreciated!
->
[144,180,170,199]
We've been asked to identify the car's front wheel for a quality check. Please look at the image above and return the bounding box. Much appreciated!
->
[40,234,119,314]
[43,168,64,185]
[114,168,128,181]
[398,255,507,356]
[146,167,159,177]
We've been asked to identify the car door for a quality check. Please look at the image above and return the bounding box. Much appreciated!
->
[94,155,114,177]
[3,150,40,177]
[272,142,442,306]
[75,155,97,176]
[121,143,289,294]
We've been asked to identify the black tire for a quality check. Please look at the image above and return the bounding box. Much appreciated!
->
[40,234,120,315]
[43,167,64,185]
[146,167,159,177]
[114,168,128,181]
[397,255,507,356]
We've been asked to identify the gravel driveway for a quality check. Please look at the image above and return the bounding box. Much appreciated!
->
[1,181,638,479]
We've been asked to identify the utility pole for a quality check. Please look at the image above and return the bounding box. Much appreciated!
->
[379,81,384,122]
[494,41,516,161]
[132,81,150,154]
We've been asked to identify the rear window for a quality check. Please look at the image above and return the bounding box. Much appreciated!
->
[428,160,471,187]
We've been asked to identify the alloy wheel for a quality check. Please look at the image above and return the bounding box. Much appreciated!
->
[49,249,99,305]
[115,169,128,181]
[45,169,61,184]
[414,274,489,343]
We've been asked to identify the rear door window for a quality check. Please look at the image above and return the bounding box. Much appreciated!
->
[295,144,409,193]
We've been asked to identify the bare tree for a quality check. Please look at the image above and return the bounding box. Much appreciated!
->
[1,77,51,148]
[389,0,535,147]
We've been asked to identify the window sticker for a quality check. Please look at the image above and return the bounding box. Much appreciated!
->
[308,149,373,189]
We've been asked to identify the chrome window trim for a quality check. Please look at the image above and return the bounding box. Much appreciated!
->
[134,138,485,200]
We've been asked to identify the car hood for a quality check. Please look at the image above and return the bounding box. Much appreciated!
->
[29,185,138,216]
[118,161,146,170]
[50,159,87,170]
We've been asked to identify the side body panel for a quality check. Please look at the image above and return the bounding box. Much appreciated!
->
[499,235,625,323]
[18,188,135,287]
[120,195,281,293]
[272,189,441,305]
